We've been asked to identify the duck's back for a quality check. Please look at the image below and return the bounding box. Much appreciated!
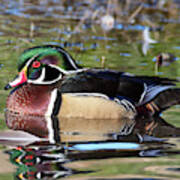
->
[61,69,176,106]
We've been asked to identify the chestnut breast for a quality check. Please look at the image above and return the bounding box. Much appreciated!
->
[6,84,52,137]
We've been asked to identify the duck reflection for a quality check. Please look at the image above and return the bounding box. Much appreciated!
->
[4,109,180,144]
[3,110,180,179]
[5,146,73,179]
[4,138,179,180]
[5,142,143,180]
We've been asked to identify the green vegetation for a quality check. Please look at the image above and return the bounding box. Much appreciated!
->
[0,173,13,180]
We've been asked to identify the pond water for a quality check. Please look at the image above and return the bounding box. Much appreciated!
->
[0,0,180,179]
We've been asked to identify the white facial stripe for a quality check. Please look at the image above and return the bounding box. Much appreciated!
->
[55,48,79,70]
[28,66,63,85]
[45,89,58,144]
[28,75,62,84]
[25,53,41,67]
[28,67,45,84]
[37,67,46,81]
[26,54,84,85]
[49,64,87,75]
[49,64,69,75]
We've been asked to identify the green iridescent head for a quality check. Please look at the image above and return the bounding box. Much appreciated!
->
[18,45,80,72]
[5,45,82,90]
[6,147,25,166]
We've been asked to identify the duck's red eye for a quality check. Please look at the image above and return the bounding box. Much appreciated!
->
[16,147,22,150]
[32,61,41,68]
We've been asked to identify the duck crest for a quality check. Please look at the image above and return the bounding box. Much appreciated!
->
[18,45,80,72]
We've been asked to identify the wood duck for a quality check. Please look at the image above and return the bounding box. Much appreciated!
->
[4,45,180,143]
[4,54,136,143]
[5,44,178,107]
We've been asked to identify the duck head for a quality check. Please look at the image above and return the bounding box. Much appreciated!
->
[4,52,69,90]
[17,45,81,71]
[4,45,83,90]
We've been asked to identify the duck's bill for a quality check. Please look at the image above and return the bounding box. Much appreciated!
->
[4,68,27,90]
[4,83,12,90]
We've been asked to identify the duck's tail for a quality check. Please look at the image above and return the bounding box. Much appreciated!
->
[146,88,180,115]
